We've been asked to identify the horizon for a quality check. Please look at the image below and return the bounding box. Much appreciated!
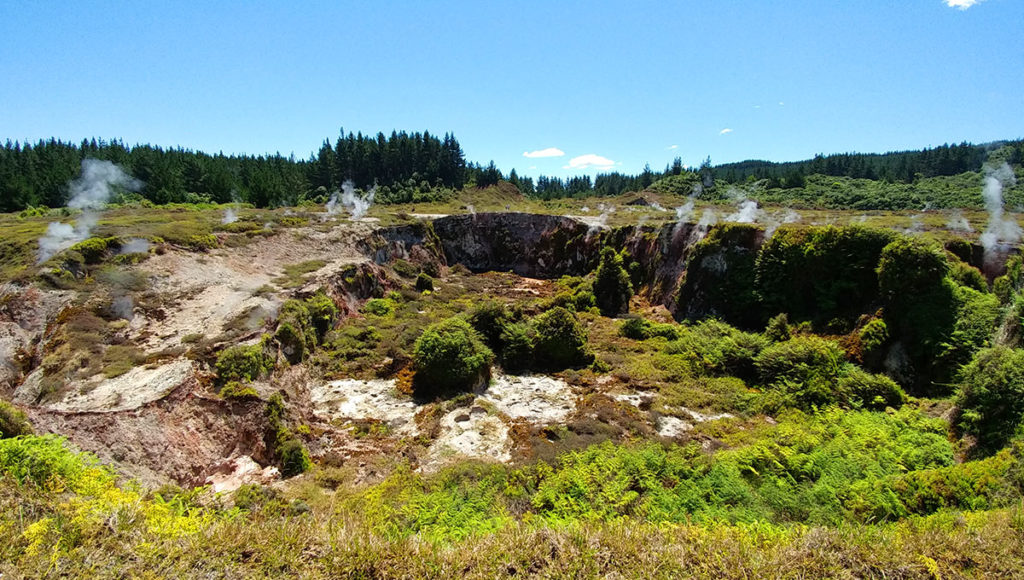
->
[2,1,1022,179]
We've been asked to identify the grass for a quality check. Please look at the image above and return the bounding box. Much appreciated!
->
[2,433,1024,578]
[274,259,328,288]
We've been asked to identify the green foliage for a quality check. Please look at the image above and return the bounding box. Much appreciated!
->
[677,224,763,328]
[413,317,493,396]
[956,346,1024,452]
[215,342,274,386]
[834,367,907,410]
[878,237,950,305]
[499,321,535,372]
[0,434,112,491]
[184,233,219,251]
[0,400,33,438]
[275,300,314,363]
[593,247,633,317]
[756,226,895,328]
[665,319,768,381]
[219,381,261,401]
[68,236,118,264]
[266,393,311,477]
[363,297,397,317]
[416,272,434,292]
[756,335,844,386]
[619,316,680,341]
[950,260,987,292]
[533,307,591,370]
[467,300,513,350]
[304,291,339,339]
[764,313,791,342]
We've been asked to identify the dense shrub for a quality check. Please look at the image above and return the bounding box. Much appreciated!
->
[593,247,633,317]
[835,367,907,410]
[956,346,1024,452]
[184,233,219,251]
[304,291,339,339]
[215,341,275,385]
[266,393,311,477]
[69,237,118,264]
[877,237,950,307]
[416,272,434,292]
[755,336,846,409]
[468,300,513,350]
[533,307,591,370]
[756,226,895,328]
[413,317,493,396]
[0,400,33,438]
[764,313,791,342]
[275,300,314,363]
[666,319,768,380]
[499,322,535,372]
[676,224,763,328]
[362,297,396,317]
[620,317,681,341]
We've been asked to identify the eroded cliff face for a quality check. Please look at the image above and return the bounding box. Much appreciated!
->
[364,213,709,308]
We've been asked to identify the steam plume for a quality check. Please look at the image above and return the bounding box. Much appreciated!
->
[946,210,973,233]
[37,159,141,263]
[980,163,1021,264]
[326,180,376,220]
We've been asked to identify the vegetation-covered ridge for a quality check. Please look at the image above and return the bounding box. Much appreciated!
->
[2,133,1022,212]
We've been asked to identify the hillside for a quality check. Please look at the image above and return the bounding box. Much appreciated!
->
[1,164,1024,577]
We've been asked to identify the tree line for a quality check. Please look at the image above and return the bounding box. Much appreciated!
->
[713,141,1024,186]
[0,130,470,211]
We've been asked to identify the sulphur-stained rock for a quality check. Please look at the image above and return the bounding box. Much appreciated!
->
[480,374,575,424]
[41,359,196,414]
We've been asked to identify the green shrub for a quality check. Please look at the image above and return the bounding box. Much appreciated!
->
[416,272,434,292]
[265,392,312,477]
[215,341,274,385]
[877,237,950,308]
[184,234,219,251]
[836,367,907,410]
[593,247,633,317]
[666,319,767,380]
[392,259,419,278]
[956,346,1024,452]
[305,291,339,339]
[413,317,493,396]
[0,434,112,491]
[950,261,987,293]
[468,300,513,350]
[499,322,535,372]
[764,313,791,342]
[619,317,680,341]
[0,400,33,438]
[278,438,313,477]
[533,307,591,370]
[275,299,318,363]
[677,224,763,328]
[363,297,396,317]
[755,336,845,409]
[755,226,895,328]
[68,237,116,264]
[219,381,261,401]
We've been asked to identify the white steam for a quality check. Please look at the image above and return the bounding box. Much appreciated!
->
[37,159,141,263]
[946,210,973,233]
[725,199,759,223]
[326,180,377,220]
[980,163,1021,264]
[119,238,151,254]
[222,207,239,224]
[110,295,134,321]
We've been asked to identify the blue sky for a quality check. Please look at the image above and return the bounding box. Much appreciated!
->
[1,1,1021,179]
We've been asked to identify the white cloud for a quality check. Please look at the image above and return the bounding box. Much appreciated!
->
[667,145,678,150]
[754,105,761,109]
[523,147,565,158]
[945,0,984,9]
[719,128,733,135]
[528,165,537,170]
[562,154,616,170]
[778,101,785,106]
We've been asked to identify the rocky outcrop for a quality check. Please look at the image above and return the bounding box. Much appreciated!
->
[432,213,599,277]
